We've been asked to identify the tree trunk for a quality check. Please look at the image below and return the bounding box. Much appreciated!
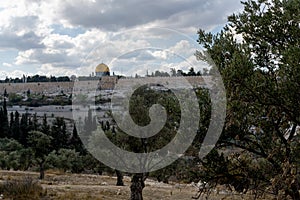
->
[130,174,145,200]
[288,182,300,200]
[116,170,124,186]
[39,162,45,180]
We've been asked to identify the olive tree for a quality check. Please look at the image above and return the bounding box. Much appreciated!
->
[27,131,52,179]
[196,0,300,199]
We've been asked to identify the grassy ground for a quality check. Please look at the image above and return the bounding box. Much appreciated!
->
[0,170,270,200]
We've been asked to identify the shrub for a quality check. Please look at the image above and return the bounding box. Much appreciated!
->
[0,176,46,200]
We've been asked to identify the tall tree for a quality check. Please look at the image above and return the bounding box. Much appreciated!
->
[50,117,69,150]
[196,0,300,199]
[19,113,29,146]
[32,113,39,131]
[0,99,9,138]
[3,88,8,98]
[89,85,182,200]
[11,111,20,140]
[40,114,50,136]
[27,131,52,179]
[69,124,85,154]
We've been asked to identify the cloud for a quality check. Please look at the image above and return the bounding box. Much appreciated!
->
[57,0,197,30]
[0,0,244,77]
[14,29,108,69]
[152,0,243,32]
[0,69,33,79]
[2,63,12,67]
[0,31,45,50]
[107,38,203,77]
[15,48,80,68]
[37,64,78,77]
[0,15,45,51]
[55,0,242,32]
[9,16,40,33]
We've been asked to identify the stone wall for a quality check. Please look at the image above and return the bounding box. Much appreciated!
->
[0,76,209,94]
[0,82,74,94]
[115,76,209,89]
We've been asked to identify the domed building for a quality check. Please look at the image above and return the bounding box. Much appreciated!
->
[95,63,110,77]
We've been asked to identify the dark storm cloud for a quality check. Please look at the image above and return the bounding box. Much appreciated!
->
[162,0,244,30]
[0,31,45,50]
[58,0,242,31]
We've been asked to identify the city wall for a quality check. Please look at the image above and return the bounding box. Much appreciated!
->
[0,76,209,95]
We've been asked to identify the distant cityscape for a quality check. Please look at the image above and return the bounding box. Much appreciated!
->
[0,62,209,124]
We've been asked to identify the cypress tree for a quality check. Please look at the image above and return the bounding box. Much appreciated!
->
[19,113,29,146]
[69,124,85,154]
[2,98,9,137]
[40,114,50,135]
[11,111,20,140]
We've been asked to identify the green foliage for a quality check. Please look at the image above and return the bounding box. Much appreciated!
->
[126,85,180,152]
[46,149,84,173]
[0,138,23,151]
[0,102,107,176]
[69,124,86,154]
[8,93,23,103]
[28,131,52,161]
[28,131,52,179]
[0,138,32,170]
[151,157,198,184]
[196,0,300,199]
[50,117,69,150]
[92,85,182,159]
[0,99,9,138]
[81,153,109,174]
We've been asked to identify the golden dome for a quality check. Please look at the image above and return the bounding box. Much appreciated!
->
[95,63,109,73]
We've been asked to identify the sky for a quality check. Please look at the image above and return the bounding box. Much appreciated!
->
[0,0,243,79]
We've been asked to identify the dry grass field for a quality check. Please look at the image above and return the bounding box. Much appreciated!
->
[0,170,272,200]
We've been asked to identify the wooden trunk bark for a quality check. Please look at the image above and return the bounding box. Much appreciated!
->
[116,170,124,186]
[287,182,300,200]
[39,162,45,180]
[130,174,145,200]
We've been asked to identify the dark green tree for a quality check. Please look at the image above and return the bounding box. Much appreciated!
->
[196,0,300,199]
[11,111,20,140]
[40,114,50,136]
[50,117,69,150]
[47,148,83,173]
[187,67,196,76]
[0,98,9,138]
[19,113,30,146]
[32,113,39,131]
[69,124,85,154]
[0,138,24,170]
[3,88,8,98]
[27,131,52,179]
[89,85,182,200]
[26,89,31,97]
